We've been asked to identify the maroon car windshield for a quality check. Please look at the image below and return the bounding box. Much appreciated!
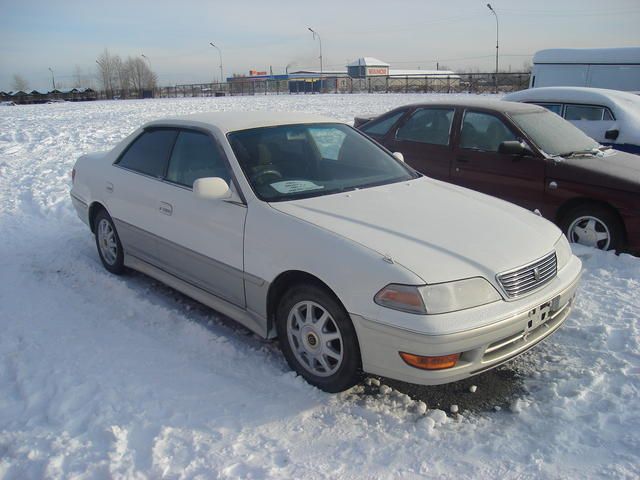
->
[510,110,599,157]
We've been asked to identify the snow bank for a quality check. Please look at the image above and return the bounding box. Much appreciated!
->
[0,95,638,479]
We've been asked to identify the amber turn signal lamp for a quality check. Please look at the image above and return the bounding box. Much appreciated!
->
[399,352,460,370]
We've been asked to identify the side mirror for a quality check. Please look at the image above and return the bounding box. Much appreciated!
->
[498,140,533,156]
[193,177,231,200]
[605,128,619,141]
[393,151,405,162]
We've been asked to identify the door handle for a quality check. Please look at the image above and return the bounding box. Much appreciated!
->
[159,202,173,216]
[105,182,114,193]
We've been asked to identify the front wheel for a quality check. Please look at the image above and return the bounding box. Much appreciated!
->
[560,204,624,251]
[276,284,362,393]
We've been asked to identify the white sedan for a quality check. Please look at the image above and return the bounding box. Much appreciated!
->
[70,112,582,392]
[504,86,640,155]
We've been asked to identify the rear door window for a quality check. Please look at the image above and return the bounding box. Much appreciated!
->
[361,111,405,137]
[395,108,455,145]
[564,105,606,121]
[535,103,563,116]
[165,131,230,188]
[116,129,177,178]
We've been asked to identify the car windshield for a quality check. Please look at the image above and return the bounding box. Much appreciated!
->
[510,110,599,157]
[228,123,418,201]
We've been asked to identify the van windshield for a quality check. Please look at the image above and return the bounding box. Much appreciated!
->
[510,110,599,157]
[228,123,418,201]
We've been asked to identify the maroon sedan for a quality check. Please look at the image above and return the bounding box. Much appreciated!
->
[355,98,640,253]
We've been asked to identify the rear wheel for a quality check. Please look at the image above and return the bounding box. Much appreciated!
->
[94,209,125,274]
[276,284,362,393]
[560,204,624,251]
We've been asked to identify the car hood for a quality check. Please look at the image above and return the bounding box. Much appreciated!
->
[547,149,640,193]
[270,177,561,285]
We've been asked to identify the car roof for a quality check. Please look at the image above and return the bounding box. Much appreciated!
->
[392,96,545,114]
[503,87,640,113]
[143,111,341,134]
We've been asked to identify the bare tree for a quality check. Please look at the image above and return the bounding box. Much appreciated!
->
[95,49,118,98]
[12,74,29,92]
[126,57,157,97]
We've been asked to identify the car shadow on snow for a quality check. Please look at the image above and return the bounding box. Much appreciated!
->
[121,267,530,414]
[361,359,530,414]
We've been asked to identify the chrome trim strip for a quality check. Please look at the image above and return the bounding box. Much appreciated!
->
[124,253,269,338]
[70,192,88,207]
[113,217,265,287]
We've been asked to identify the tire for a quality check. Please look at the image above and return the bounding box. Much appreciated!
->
[559,203,624,252]
[276,283,362,393]
[94,209,125,274]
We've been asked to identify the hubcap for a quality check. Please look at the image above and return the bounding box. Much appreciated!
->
[98,218,118,265]
[287,301,344,377]
[567,216,611,250]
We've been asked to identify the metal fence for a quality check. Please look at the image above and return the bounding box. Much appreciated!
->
[156,72,530,99]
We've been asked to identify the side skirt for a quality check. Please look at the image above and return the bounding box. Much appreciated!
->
[125,253,269,338]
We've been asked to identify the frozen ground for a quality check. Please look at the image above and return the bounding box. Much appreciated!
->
[0,95,638,479]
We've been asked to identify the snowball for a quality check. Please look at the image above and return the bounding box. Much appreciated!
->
[469,385,477,393]
[450,404,459,414]
[419,417,436,430]
[370,378,381,387]
[415,401,427,415]
[427,409,447,425]
[379,384,392,395]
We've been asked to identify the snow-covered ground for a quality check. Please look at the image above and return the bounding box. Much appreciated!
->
[0,95,638,479]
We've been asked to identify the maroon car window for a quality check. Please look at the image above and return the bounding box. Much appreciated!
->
[396,108,454,146]
[460,111,516,152]
[361,111,405,136]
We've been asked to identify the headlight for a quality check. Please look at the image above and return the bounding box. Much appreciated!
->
[555,234,572,270]
[375,278,501,315]
[420,277,501,314]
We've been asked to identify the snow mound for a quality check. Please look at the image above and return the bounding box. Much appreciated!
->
[0,95,638,478]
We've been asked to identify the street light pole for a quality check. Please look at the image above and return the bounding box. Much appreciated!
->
[209,42,224,84]
[48,67,56,90]
[487,3,499,93]
[308,27,323,92]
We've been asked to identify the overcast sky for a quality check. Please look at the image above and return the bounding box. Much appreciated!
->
[1,0,639,91]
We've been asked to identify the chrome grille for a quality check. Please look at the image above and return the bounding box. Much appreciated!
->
[497,252,557,298]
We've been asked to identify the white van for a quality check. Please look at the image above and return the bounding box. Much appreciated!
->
[530,48,640,92]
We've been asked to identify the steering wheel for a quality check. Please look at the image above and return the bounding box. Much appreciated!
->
[252,168,283,185]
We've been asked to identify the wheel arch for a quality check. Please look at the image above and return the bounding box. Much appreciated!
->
[266,270,351,338]
[556,197,627,243]
[88,201,109,233]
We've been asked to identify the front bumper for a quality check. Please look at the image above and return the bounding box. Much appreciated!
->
[351,255,582,386]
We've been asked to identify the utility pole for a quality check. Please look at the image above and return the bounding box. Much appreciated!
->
[48,67,56,90]
[487,3,499,93]
[209,42,224,84]
[308,27,323,92]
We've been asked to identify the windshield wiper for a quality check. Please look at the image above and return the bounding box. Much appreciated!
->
[558,148,599,158]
